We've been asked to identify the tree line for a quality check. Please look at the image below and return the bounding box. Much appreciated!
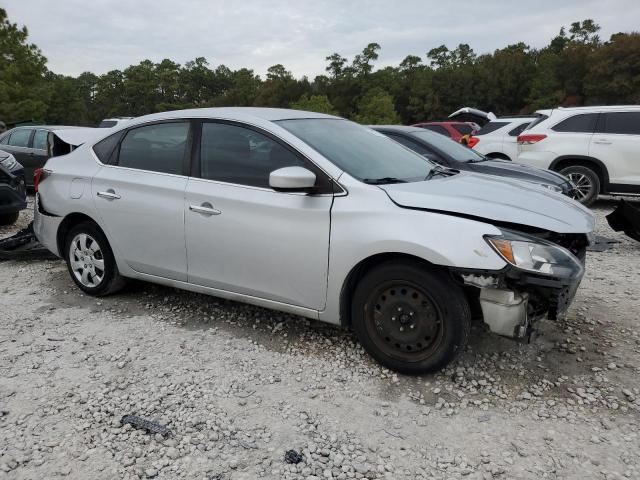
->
[1,8,639,127]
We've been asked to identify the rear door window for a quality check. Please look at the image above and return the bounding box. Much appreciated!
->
[600,112,640,135]
[33,130,48,150]
[475,122,509,136]
[117,122,190,175]
[551,114,598,133]
[7,129,32,147]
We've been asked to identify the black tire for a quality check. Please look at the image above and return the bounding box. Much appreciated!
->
[0,212,20,226]
[351,260,471,375]
[560,165,600,207]
[64,221,126,296]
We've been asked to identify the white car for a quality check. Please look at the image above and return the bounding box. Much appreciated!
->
[469,117,536,161]
[34,108,594,374]
[517,106,640,206]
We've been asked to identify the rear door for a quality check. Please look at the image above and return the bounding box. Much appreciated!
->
[184,120,333,310]
[502,121,531,160]
[92,121,192,281]
[590,111,640,187]
[30,129,50,179]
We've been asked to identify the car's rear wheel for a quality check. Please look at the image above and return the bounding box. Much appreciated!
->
[560,165,600,206]
[351,260,470,374]
[0,212,20,226]
[64,222,125,296]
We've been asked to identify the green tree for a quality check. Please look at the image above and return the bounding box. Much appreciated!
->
[290,94,337,114]
[0,8,49,122]
[353,88,400,124]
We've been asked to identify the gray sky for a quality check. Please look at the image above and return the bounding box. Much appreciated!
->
[4,0,640,78]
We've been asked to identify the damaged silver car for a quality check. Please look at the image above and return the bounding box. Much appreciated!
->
[33,108,595,374]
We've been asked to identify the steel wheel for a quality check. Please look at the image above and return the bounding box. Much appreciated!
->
[567,172,594,201]
[367,281,444,361]
[69,233,105,288]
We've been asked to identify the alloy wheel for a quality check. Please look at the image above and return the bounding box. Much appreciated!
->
[567,172,594,202]
[69,233,105,288]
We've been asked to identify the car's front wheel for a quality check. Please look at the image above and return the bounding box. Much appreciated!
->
[351,260,470,374]
[560,165,600,206]
[64,221,126,296]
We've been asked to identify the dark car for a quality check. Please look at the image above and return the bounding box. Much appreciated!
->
[371,125,575,196]
[0,126,81,187]
[0,150,27,225]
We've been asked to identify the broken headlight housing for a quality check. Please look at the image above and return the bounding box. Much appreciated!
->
[485,229,584,278]
[0,153,18,171]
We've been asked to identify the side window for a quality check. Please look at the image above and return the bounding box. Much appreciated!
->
[601,112,640,135]
[117,122,189,175]
[551,114,598,133]
[385,133,433,157]
[33,130,48,150]
[93,130,125,164]
[422,125,449,137]
[508,122,531,137]
[8,129,32,147]
[199,122,306,188]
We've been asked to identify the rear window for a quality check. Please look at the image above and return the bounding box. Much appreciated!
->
[98,120,118,128]
[421,125,450,137]
[599,112,640,135]
[508,122,531,137]
[551,113,598,133]
[524,115,548,131]
[452,124,473,135]
[475,122,509,136]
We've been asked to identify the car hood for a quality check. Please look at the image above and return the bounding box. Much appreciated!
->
[472,159,569,186]
[380,172,594,234]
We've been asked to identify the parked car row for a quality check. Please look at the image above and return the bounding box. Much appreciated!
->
[30,107,594,374]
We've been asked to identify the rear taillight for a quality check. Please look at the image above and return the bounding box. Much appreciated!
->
[34,168,51,192]
[467,136,480,148]
[517,134,547,145]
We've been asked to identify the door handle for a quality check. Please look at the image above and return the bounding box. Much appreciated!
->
[189,203,221,216]
[97,190,121,200]
[593,139,612,145]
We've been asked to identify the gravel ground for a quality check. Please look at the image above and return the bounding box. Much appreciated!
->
[1,196,639,480]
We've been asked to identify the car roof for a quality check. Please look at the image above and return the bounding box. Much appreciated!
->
[536,105,640,115]
[9,125,83,131]
[126,107,340,126]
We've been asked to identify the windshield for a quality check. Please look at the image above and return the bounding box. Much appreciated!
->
[276,119,433,183]
[411,130,485,163]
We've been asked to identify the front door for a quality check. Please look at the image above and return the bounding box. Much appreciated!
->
[185,121,333,310]
[92,121,191,281]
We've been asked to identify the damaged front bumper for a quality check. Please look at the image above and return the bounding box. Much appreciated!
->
[457,262,584,340]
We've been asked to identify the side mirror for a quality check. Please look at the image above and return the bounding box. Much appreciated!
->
[269,166,316,191]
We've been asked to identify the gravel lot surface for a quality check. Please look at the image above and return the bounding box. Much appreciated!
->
[1,196,639,479]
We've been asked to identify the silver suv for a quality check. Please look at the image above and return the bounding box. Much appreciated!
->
[34,108,594,373]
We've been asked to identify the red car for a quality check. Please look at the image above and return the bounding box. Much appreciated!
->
[411,121,479,143]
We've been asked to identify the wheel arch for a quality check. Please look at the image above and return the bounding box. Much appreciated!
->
[56,212,106,259]
[549,155,610,193]
[338,252,447,328]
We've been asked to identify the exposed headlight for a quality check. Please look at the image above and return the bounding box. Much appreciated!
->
[0,154,18,171]
[485,229,583,277]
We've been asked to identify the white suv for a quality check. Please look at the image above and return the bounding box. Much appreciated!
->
[469,117,536,161]
[517,106,640,206]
